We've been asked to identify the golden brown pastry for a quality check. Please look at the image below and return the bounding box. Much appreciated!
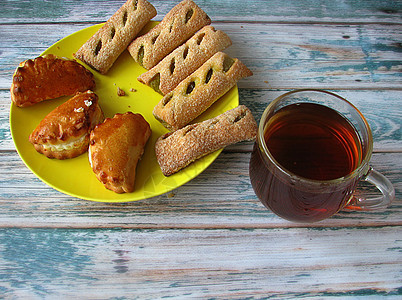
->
[155,105,257,176]
[128,0,211,70]
[74,0,156,74]
[137,25,232,95]
[29,90,104,159]
[11,54,95,108]
[153,52,253,131]
[89,112,151,193]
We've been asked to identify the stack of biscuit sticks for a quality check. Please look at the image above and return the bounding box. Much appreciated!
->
[74,0,257,177]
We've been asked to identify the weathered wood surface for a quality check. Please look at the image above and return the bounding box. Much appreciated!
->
[0,227,401,298]
[1,23,402,89]
[0,0,401,298]
[1,0,401,24]
[0,151,401,229]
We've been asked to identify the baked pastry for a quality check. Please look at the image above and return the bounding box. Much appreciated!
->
[29,90,104,159]
[11,54,95,107]
[128,0,211,70]
[137,25,232,95]
[74,0,156,74]
[89,112,151,193]
[153,52,253,131]
[155,105,257,176]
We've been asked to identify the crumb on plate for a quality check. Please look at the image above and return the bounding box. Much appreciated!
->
[117,87,126,96]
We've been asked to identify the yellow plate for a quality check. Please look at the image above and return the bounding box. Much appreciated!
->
[9,23,239,202]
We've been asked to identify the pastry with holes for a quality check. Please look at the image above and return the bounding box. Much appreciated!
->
[153,52,253,131]
[29,90,104,159]
[128,0,211,70]
[137,25,232,95]
[89,112,151,193]
[11,54,95,108]
[74,0,156,74]
[155,105,257,176]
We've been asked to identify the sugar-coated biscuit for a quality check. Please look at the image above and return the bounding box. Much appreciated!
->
[155,105,257,176]
[29,90,104,159]
[137,25,232,95]
[11,54,95,107]
[153,52,253,131]
[89,112,151,193]
[74,0,156,74]
[128,0,211,70]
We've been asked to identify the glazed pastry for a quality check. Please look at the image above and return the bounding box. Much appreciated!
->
[89,112,151,193]
[137,25,232,95]
[74,0,156,74]
[153,52,253,131]
[128,0,211,70]
[155,105,257,176]
[29,90,104,159]
[11,54,95,107]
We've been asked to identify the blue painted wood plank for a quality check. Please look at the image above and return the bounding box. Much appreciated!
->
[0,0,401,24]
[1,22,401,90]
[0,150,400,228]
[0,227,400,298]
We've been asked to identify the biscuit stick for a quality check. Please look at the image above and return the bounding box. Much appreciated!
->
[155,105,257,176]
[153,52,253,131]
[128,0,211,70]
[138,25,232,95]
[74,0,156,74]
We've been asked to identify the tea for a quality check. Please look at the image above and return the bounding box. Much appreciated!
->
[249,102,363,222]
[265,103,361,180]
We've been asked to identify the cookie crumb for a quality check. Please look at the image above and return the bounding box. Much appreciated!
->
[130,88,137,92]
[117,87,126,96]
[167,192,175,198]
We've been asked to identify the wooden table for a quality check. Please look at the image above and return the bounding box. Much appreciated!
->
[1,0,401,298]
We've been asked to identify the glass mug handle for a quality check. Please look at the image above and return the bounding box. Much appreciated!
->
[345,167,395,211]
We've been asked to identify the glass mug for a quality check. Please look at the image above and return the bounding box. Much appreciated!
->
[249,89,395,222]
